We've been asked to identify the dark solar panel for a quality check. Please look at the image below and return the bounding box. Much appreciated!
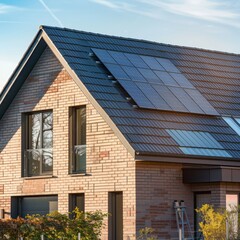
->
[104,63,130,80]
[154,71,179,86]
[141,55,165,71]
[185,89,219,115]
[135,82,171,110]
[91,48,116,64]
[108,51,133,66]
[118,80,154,108]
[122,66,146,81]
[170,73,195,88]
[92,48,219,115]
[138,68,160,83]
[169,87,204,114]
[125,53,149,68]
[153,85,188,112]
[157,58,181,73]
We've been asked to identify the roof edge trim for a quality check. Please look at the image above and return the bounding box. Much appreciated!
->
[0,30,47,120]
[41,30,135,157]
[0,30,43,101]
[136,154,240,167]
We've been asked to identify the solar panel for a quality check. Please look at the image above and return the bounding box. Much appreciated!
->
[157,58,181,73]
[92,48,219,115]
[141,55,165,71]
[180,148,231,157]
[167,129,232,158]
[223,117,240,136]
[135,82,171,110]
[108,51,133,66]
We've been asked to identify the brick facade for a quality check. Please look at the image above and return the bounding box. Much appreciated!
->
[0,47,135,239]
[1,46,240,239]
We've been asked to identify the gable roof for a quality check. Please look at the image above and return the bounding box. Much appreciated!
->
[2,25,240,165]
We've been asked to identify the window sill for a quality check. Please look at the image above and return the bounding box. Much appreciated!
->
[69,173,90,177]
[23,175,57,180]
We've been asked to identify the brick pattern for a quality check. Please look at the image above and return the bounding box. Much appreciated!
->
[135,161,240,239]
[0,47,136,239]
[136,162,193,239]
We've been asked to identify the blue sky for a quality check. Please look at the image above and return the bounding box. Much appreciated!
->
[1,0,240,91]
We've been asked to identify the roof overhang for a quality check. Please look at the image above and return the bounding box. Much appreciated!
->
[136,153,240,167]
[183,167,240,183]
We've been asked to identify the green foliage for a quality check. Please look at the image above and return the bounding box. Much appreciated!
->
[137,227,158,240]
[0,208,107,240]
[196,204,227,240]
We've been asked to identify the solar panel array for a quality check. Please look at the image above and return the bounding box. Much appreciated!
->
[92,48,219,116]
[167,129,231,157]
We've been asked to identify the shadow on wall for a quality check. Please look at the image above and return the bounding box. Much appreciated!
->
[0,47,63,159]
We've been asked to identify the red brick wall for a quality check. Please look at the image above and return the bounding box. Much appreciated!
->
[136,161,193,239]
[136,161,240,239]
[0,47,136,239]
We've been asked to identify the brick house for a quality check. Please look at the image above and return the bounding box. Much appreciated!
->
[1,26,240,239]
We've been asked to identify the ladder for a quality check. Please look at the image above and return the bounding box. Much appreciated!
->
[173,200,194,240]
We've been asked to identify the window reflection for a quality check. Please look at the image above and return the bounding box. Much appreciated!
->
[226,194,238,237]
[24,111,53,177]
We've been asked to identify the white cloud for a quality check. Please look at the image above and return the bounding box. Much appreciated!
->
[0,4,20,14]
[89,0,162,19]
[140,0,238,21]
[89,0,240,28]
[89,0,120,9]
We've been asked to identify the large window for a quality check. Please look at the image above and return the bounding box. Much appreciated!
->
[23,111,53,177]
[69,106,86,174]
[11,195,58,218]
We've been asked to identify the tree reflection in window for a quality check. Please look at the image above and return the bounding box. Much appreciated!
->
[24,111,53,177]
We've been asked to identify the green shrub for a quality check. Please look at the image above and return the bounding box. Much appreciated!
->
[0,208,107,240]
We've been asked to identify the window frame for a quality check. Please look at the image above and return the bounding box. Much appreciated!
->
[69,193,85,214]
[11,195,58,218]
[69,106,87,174]
[194,191,211,239]
[226,192,240,236]
[22,110,53,177]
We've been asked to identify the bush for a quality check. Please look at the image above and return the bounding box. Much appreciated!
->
[137,227,157,240]
[196,204,226,240]
[0,208,107,240]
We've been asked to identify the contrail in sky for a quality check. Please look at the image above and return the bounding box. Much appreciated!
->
[38,0,64,27]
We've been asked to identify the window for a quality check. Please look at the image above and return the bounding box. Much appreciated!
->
[11,195,58,218]
[23,111,53,177]
[194,192,211,239]
[69,193,85,213]
[70,106,86,174]
[108,192,123,240]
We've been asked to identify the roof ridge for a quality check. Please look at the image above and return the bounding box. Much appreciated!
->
[40,25,240,58]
